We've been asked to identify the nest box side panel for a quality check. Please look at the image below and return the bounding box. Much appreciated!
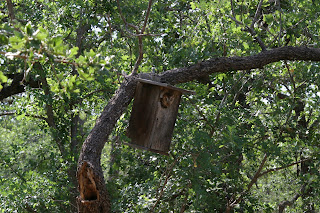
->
[149,87,182,152]
[127,82,160,147]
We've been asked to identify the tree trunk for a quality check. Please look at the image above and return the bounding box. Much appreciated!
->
[76,75,137,212]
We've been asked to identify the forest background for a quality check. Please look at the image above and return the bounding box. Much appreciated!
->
[0,0,320,212]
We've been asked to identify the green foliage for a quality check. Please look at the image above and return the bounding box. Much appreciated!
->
[0,0,319,212]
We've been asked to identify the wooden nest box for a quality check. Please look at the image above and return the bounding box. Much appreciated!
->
[126,77,194,155]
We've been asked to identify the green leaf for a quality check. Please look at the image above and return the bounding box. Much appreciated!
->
[190,2,197,10]
[0,34,9,46]
[217,73,226,81]
[0,72,8,83]
[243,42,249,49]
[68,47,79,58]
[121,55,129,61]
[34,27,48,41]
[25,22,33,36]
[79,111,86,120]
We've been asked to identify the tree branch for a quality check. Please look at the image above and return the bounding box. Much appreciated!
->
[250,0,264,29]
[243,27,267,51]
[151,155,181,212]
[77,75,137,211]
[141,0,153,33]
[257,158,312,178]
[228,0,267,51]
[160,46,320,85]
[77,45,320,212]
[2,159,27,183]
[0,73,40,101]
[116,0,154,74]
[106,13,113,48]
[278,183,307,213]
[6,0,15,21]
[35,63,66,156]
[116,0,140,33]
[227,153,268,212]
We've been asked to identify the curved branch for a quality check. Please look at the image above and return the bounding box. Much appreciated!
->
[77,75,137,211]
[160,46,320,85]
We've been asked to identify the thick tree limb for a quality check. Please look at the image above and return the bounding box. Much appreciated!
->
[0,73,40,101]
[77,75,137,212]
[160,46,320,85]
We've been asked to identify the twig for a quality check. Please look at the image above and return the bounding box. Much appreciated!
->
[227,153,268,211]
[124,32,163,37]
[250,0,264,29]
[151,155,181,212]
[244,27,267,51]
[284,61,296,92]
[106,13,113,48]
[116,0,140,33]
[141,0,153,33]
[228,15,244,26]
[116,0,154,74]
[230,0,236,20]
[228,0,267,51]
[278,183,307,213]
[2,159,27,183]
[132,35,143,74]
[211,72,247,136]
[257,158,312,178]
[277,1,282,46]
[195,105,215,135]
[179,181,192,213]
[74,88,108,104]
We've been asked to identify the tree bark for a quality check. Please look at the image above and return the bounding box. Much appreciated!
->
[77,75,137,212]
[76,46,320,212]
[160,46,320,84]
[6,0,15,21]
[0,73,40,101]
